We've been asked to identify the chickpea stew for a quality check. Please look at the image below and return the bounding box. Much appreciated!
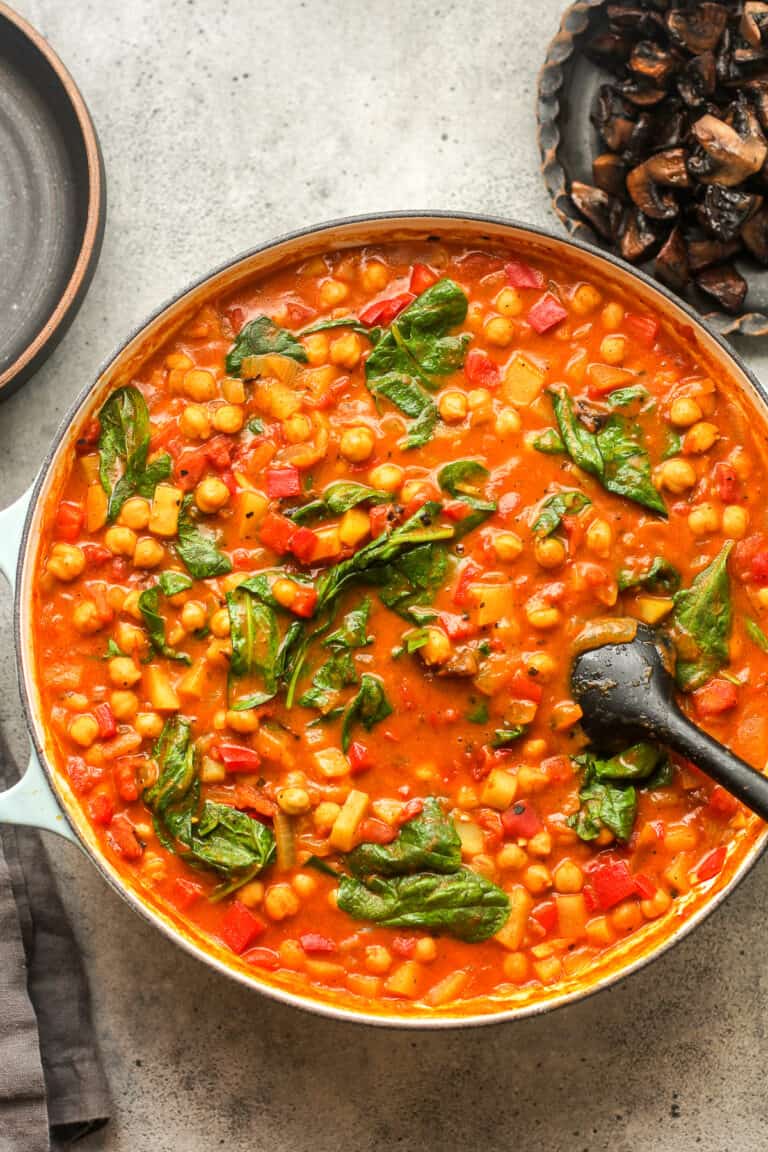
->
[34,242,768,1017]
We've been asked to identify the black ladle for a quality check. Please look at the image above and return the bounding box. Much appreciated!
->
[570,622,768,821]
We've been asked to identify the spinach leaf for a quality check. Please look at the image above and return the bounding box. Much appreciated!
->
[366,541,449,623]
[618,556,681,594]
[671,542,733,691]
[549,386,666,515]
[532,489,591,537]
[491,725,527,748]
[299,316,373,337]
[605,385,651,409]
[299,650,358,712]
[371,376,438,450]
[175,496,232,579]
[568,778,637,843]
[180,800,275,882]
[144,717,197,827]
[662,429,682,459]
[248,417,265,435]
[568,742,668,842]
[135,454,172,498]
[323,598,372,651]
[226,316,307,375]
[97,385,170,519]
[290,481,392,524]
[337,869,509,942]
[346,797,461,879]
[437,459,496,538]
[103,638,127,659]
[138,587,191,663]
[158,571,194,597]
[533,428,565,455]
[588,742,666,781]
[745,617,768,653]
[226,584,280,709]
[341,673,393,752]
[467,699,489,724]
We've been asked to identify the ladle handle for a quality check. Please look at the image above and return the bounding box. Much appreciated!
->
[658,706,768,821]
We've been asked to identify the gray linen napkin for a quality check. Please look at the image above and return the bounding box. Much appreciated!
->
[0,729,110,1150]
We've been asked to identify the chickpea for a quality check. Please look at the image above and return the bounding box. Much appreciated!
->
[110,690,139,720]
[683,421,719,455]
[47,543,85,582]
[368,463,404,492]
[493,532,523,562]
[319,278,349,308]
[272,578,301,610]
[210,607,231,638]
[277,787,312,815]
[122,589,144,620]
[69,714,99,748]
[360,261,389,292]
[523,863,552,894]
[438,390,468,424]
[571,283,602,315]
[641,888,672,920]
[225,708,259,733]
[601,302,623,328]
[292,872,317,898]
[283,413,312,443]
[133,538,165,568]
[303,332,329,365]
[526,603,561,630]
[467,388,493,424]
[339,425,375,463]
[414,938,437,963]
[495,287,523,316]
[72,601,103,635]
[497,843,528,870]
[105,526,137,557]
[239,881,264,908]
[586,518,612,558]
[611,900,643,934]
[421,627,452,665]
[526,651,557,680]
[212,405,245,434]
[135,712,164,738]
[658,457,696,494]
[722,504,749,539]
[534,537,566,569]
[669,397,702,428]
[365,945,393,974]
[330,332,362,369]
[264,883,300,921]
[313,801,341,834]
[599,335,626,365]
[484,316,514,347]
[108,656,141,688]
[503,952,529,983]
[527,830,552,857]
[688,503,720,537]
[465,302,484,332]
[553,860,584,893]
[181,601,207,632]
[183,368,216,402]
[495,408,522,437]
[195,476,230,513]
[118,497,151,530]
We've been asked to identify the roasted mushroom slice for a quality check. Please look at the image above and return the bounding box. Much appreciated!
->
[623,111,656,165]
[667,4,728,55]
[676,52,716,106]
[432,648,479,679]
[626,161,678,220]
[593,153,627,197]
[741,2,768,48]
[592,85,636,152]
[687,235,742,272]
[655,226,689,290]
[690,113,768,185]
[697,185,763,241]
[645,148,691,188]
[607,4,664,37]
[620,209,663,263]
[620,76,667,107]
[570,181,623,240]
[585,30,633,67]
[654,101,688,149]
[629,40,676,87]
[745,79,768,131]
[696,263,748,313]
[742,206,768,262]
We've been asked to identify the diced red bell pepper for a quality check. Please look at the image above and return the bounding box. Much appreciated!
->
[497,491,521,521]
[299,933,336,954]
[693,678,738,718]
[501,801,543,839]
[476,808,504,851]
[712,462,741,504]
[75,419,101,453]
[734,535,768,585]
[542,755,573,782]
[231,549,259,571]
[244,946,280,970]
[220,900,266,954]
[289,525,319,562]
[347,741,372,774]
[452,559,482,606]
[624,313,659,348]
[443,499,472,523]
[205,436,233,471]
[172,877,206,911]
[528,293,568,334]
[55,501,84,542]
[225,306,245,335]
[439,611,474,640]
[175,447,208,491]
[113,760,139,802]
[290,586,318,618]
[583,884,600,913]
[89,793,114,826]
[66,756,101,795]
[356,817,398,845]
[266,465,302,498]
[590,860,637,910]
[368,504,391,538]
[707,784,739,818]
[231,782,276,818]
[82,544,111,567]
[359,292,415,328]
[694,846,726,883]
[532,900,557,933]
[633,873,657,900]
[106,814,143,860]
[259,511,297,554]
[217,743,262,772]
[505,260,544,289]
[285,301,315,326]
[392,936,417,958]
[465,348,500,389]
[94,703,117,741]
[396,798,425,826]
[409,263,439,294]
[509,669,543,703]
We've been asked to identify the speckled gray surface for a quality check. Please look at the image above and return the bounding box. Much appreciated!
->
[1,1,767,1149]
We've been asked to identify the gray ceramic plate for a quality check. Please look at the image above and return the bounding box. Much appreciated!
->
[0,2,105,398]
[537,0,768,337]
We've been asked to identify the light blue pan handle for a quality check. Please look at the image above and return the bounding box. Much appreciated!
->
[0,489,77,841]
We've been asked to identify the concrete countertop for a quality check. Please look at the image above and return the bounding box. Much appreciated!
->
[1,2,767,1149]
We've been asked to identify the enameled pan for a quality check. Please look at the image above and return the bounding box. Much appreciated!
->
[1,212,766,1028]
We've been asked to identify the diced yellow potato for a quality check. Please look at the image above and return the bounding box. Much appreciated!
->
[663,856,691,895]
[424,969,470,1007]
[502,352,546,406]
[86,483,108,532]
[144,666,180,711]
[632,596,675,625]
[177,662,206,698]
[252,378,301,418]
[556,893,588,939]
[199,755,226,783]
[456,821,484,858]
[384,960,422,999]
[222,376,246,404]
[256,725,295,767]
[311,524,342,561]
[304,958,346,982]
[347,973,383,998]
[78,453,101,484]
[236,490,268,540]
[474,652,514,697]
[481,768,518,811]
[494,886,533,950]
[586,363,635,392]
[339,507,371,547]
[148,484,183,537]
[329,789,370,852]
[504,699,538,725]
[467,582,514,626]
[314,747,350,778]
